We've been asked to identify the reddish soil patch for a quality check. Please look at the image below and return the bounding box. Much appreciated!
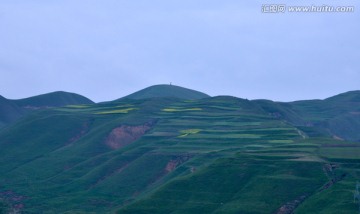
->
[275,163,346,214]
[320,163,346,192]
[276,195,307,214]
[165,155,191,173]
[0,190,26,213]
[90,163,130,189]
[68,121,90,144]
[105,122,154,150]
[147,155,192,188]
[165,160,178,172]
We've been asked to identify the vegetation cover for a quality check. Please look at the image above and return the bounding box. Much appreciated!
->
[0,86,359,213]
[0,91,94,130]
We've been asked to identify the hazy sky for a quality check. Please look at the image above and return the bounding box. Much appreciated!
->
[1,0,359,102]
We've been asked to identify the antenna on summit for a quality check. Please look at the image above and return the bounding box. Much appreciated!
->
[170,82,172,85]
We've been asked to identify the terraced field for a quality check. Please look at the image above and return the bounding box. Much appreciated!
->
[0,96,359,213]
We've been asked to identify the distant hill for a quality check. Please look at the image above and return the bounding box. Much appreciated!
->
[325,90,360,102]
[0,93,359,213]
[13,91,94,108]
[0,92,94,129]
[121,84,210,100]
[255,91,360,141]
[0,88,359,213]
[0,96,24,127]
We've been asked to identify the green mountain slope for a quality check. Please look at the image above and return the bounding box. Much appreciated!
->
[325,90,360,102]
[0,96,24,129]
[0,94,358,213]
[254,91,360,142]
[0,92,94,130]
[13,91,94,108]
[121,84,210,100]
[289,91,360,142]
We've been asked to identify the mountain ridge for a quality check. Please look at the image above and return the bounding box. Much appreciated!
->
[1,86,360,141]
[120,84,210,100]
[0,95,24,126]
[12,91,94,108]
[0,86,359,213]
[0,91,94,129]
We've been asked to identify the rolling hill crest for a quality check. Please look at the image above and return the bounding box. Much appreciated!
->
[0,86,359,213]
[0,91,94,129]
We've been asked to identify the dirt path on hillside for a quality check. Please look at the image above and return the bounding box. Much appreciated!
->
[275,163,346,214]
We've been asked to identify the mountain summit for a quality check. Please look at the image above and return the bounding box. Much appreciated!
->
[0,95,23,126]
[13,91,94,108]
[0,92,94,129]
[122,84,210,100]
[0,89,359,213]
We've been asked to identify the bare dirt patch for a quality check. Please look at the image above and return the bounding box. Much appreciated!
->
[275,163,346,214]
[105,121,155,150]
[147,155,192,188]
[165,155,192,173]
[275,195,307,214]
[0,190,26,213]
[68,121,91,144]
[89,163,130,189]
[320,163,346,192]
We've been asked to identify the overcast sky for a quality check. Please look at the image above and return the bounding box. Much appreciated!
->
[1,0,359,102]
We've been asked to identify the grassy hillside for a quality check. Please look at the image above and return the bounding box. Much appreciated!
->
[0,95,358,213]
[254,91,360,142]
[122,84,210,100]
[0,92,94,130]
[13,91,94,108]
[0,96,24,129]
[325,90,360,103]
[288,91,360,142]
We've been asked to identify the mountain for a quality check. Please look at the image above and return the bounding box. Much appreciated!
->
[252,91,360,142]
[0,89,359,213]
[0,96,24,128]
[121,84,210,100]
[289,92,360,141]
[0,92,94,129]
[13,91,94,108]
[325,90,360,102]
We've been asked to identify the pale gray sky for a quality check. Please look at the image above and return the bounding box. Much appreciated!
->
[1,0,359,102]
